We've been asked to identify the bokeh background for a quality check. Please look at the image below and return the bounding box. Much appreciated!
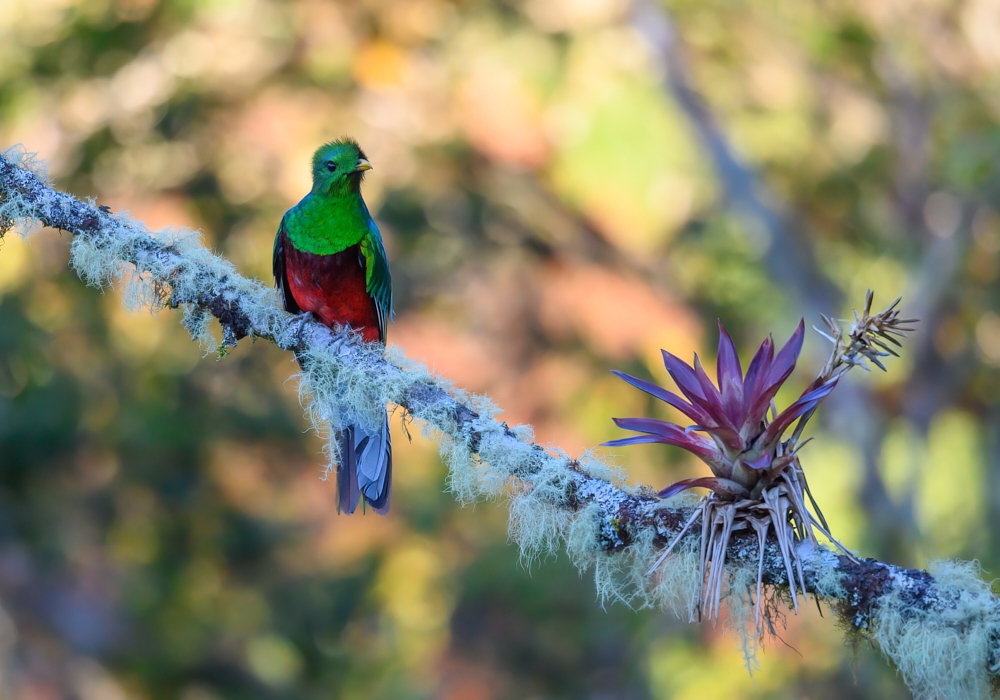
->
[0,0,998,697]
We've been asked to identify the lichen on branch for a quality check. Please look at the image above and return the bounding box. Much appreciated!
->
[1,146,998,700]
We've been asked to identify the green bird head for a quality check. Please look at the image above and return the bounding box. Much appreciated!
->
[310,138,372,195]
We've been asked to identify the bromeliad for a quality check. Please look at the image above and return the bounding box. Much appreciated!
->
[274,139,394,515]
[605,293,915,626]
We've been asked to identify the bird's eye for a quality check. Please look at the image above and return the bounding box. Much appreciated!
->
[326,160,338,172]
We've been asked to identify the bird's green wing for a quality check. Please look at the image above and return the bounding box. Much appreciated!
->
[272,215,300,314]
[360,216,393,343]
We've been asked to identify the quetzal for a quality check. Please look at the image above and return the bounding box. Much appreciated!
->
[273,139,394,514]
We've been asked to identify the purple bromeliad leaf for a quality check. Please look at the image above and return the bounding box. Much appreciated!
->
[661,350,710,405]
[658,476,750,501]
[601,434,670,447]
[741,335,774,417]
[692,354,723,409]
[605,417,729,475]
[755,377,838,449]
[693,354,745,455]
[742,451,772,470]
[716,321,744,426]
[746,320,805,430]
[700,425,744,457]
[609,370,712,426]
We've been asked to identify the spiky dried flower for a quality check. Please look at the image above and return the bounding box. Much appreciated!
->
[813,290,917,378]
[605,293,915,631]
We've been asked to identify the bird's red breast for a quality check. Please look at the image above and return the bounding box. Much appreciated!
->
[282,234,382,343]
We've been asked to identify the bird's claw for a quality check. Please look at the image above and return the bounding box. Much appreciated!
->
[293,311,313,349]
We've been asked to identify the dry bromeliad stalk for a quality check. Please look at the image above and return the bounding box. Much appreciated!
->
[605,292,916,628]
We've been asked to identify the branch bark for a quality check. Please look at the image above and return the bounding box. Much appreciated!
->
[2,150,997,698]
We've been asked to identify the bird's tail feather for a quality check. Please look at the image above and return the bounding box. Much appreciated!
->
[337,425,361,514]
[337,408,392,515]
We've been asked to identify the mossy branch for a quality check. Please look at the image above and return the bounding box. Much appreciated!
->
[1,147,998,699]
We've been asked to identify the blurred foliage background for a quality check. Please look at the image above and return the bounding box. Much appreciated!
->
[0,0,998,697]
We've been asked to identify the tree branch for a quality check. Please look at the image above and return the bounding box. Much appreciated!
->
[1,148,997,699]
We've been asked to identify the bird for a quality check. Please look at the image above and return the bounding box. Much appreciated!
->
[273,138,394,514]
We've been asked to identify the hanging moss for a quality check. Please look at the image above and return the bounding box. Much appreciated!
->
[872,560,1000,700]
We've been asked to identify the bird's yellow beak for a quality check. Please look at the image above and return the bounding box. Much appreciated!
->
[355,158,373,172]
